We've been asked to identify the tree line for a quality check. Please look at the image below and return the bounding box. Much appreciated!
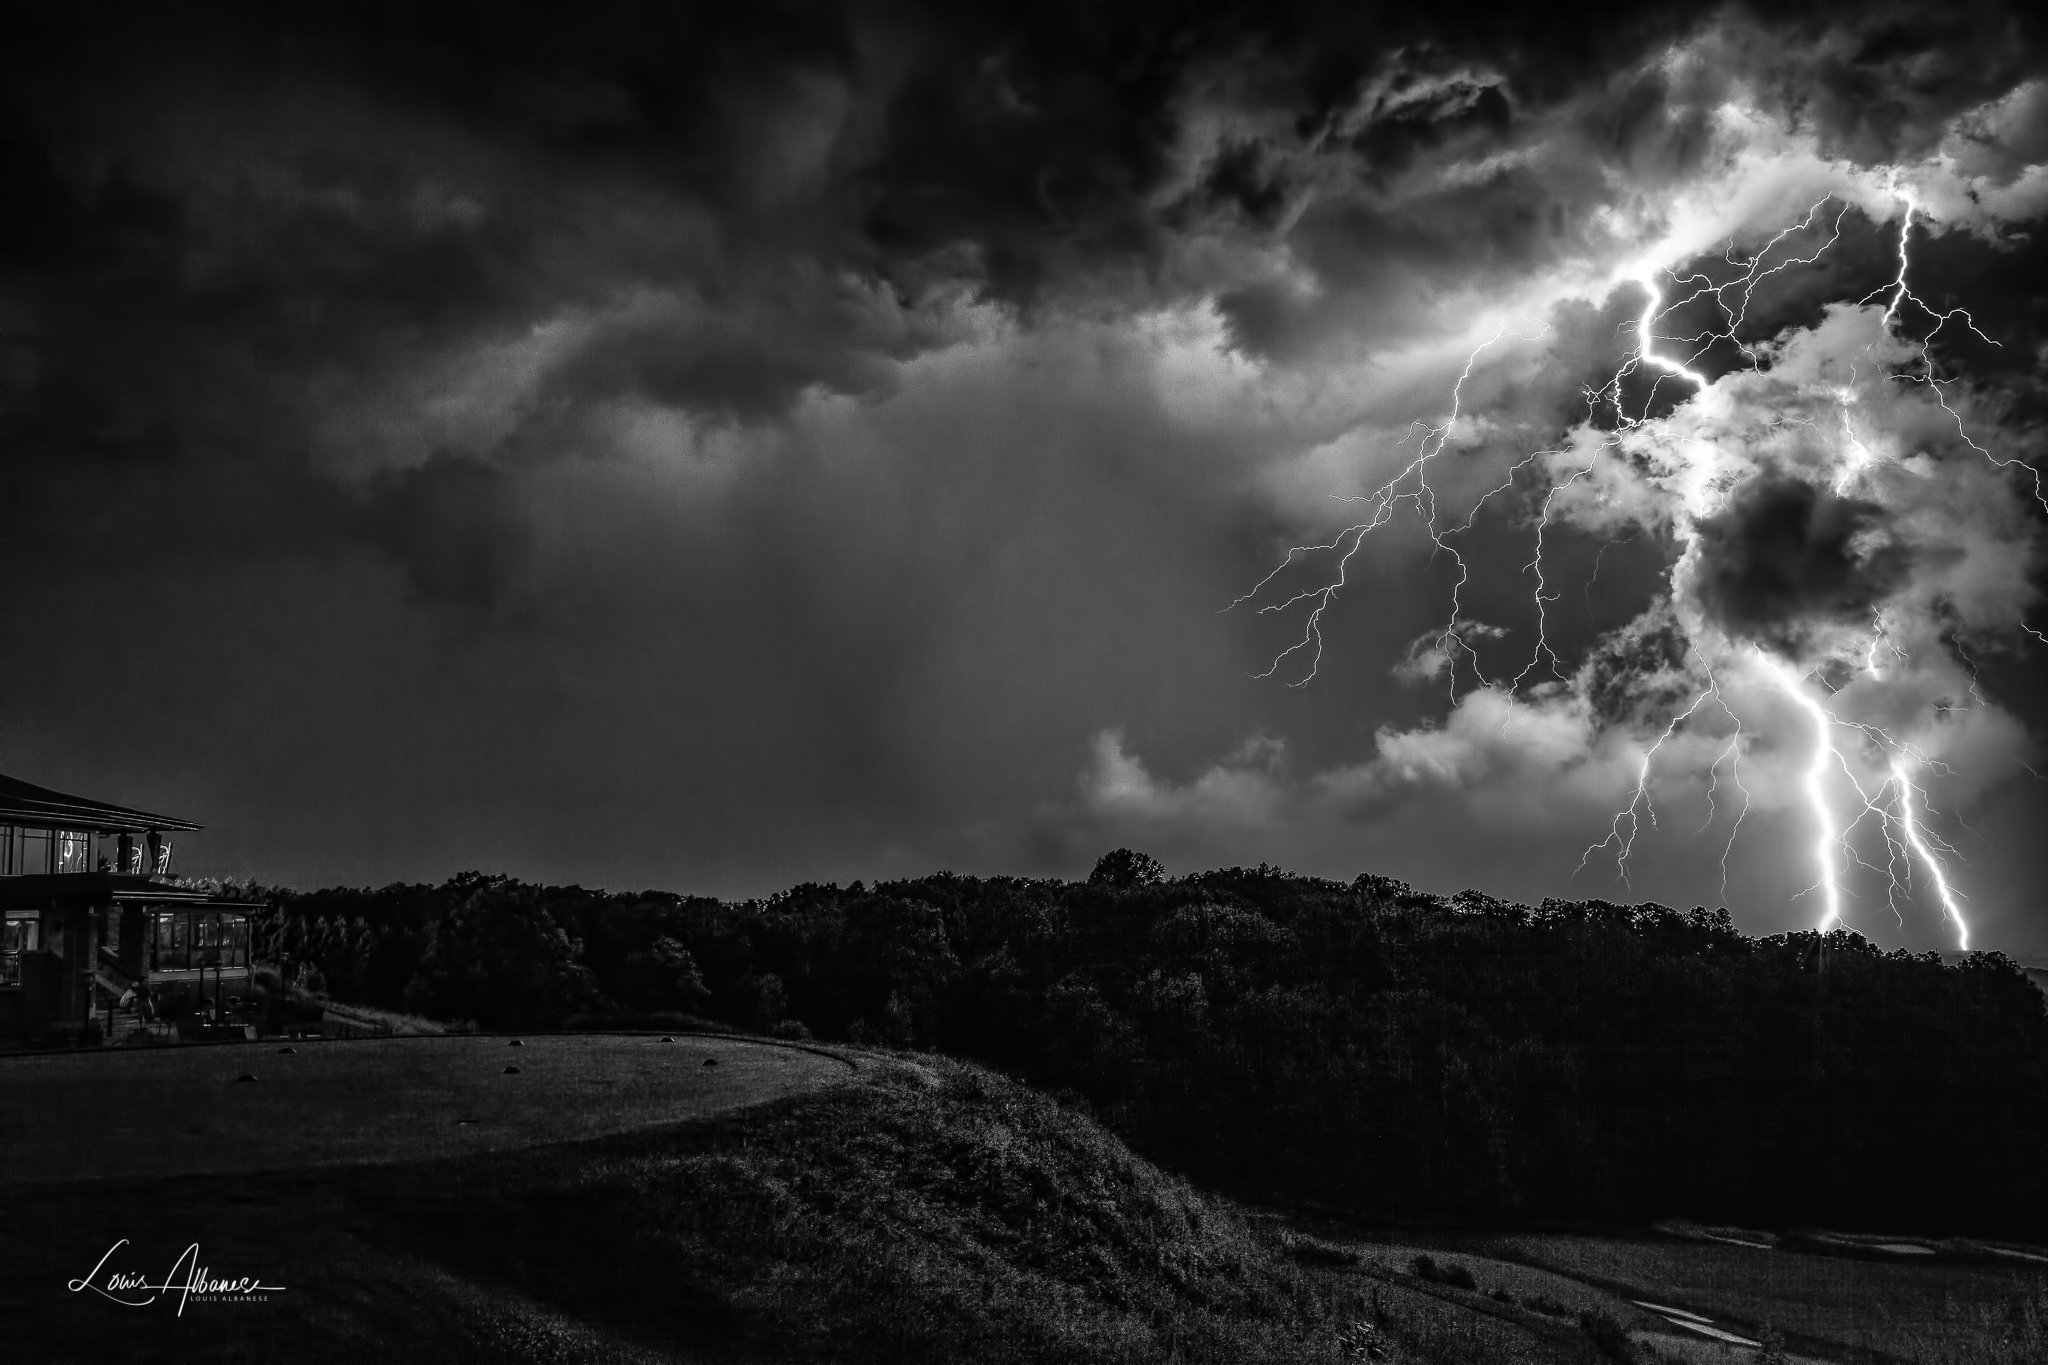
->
[238,854,2048,1236]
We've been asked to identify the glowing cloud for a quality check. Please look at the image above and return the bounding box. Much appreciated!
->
[1213,66,2046,945]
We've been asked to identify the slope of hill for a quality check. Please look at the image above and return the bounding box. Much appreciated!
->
[8,1038,2042,1362]
[2,1051,1388,1363]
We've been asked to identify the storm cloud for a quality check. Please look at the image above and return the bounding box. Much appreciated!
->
[3,2,2046,950]
[1691,473,1912,654]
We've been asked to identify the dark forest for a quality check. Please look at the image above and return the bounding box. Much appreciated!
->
[241,855,2048,1239]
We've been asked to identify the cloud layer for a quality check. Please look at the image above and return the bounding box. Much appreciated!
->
[3,2,2045,948]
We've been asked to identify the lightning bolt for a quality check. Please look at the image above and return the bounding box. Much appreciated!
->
[1861,179,2045,516]
[1754,652,1972,948]
[1628,274,1711,395]
[1230,324,1545,690]
[1875,179,1918,330]
[1760,656,1846,933]
[1576,667,1726,888]
[1701,718,1752,904]
[1566,184,2001,942]
[1891,756,1970,950]
[1513,449,1605,690]
[1233,170,2028,948]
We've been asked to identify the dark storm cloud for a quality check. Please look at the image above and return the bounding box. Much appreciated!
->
[11,0,2030,513]
[1907,227,2048,429]
[1168,138,1299,234]
[3,0,2046,946]
[363,457,534,611]
[1726,1,2048,164]
[0,0,1746,596]
[1692,472,1914,655]
[2,4,871,473]
[848,0,1715,303]
[1577,603,1697,727]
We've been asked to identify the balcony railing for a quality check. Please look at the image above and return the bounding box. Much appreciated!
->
[0,825,175,877]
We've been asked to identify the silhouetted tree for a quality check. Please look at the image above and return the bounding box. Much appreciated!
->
[1089,848,1165,888]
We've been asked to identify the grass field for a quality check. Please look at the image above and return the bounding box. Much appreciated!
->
[3,1051,1393,1364]
[0,1033,849,1181]
[1260,1225,2048,1363]
[1478,1231,2046,1361]
[4,1037,2043,1363]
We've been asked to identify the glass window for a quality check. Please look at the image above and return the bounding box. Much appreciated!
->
[56,831,90,873]
[19,829,51,874]
[152,911,191,971]
[2,912,39,986]
[224,917,249,968]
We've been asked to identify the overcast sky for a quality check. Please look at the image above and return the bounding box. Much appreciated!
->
[5,2,2046,952]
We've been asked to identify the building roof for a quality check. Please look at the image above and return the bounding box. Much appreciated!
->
[0,772,203,833]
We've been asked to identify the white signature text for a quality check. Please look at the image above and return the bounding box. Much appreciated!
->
[67,1240,288,1315]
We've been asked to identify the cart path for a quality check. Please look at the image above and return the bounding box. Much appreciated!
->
[0,1033,855,1186]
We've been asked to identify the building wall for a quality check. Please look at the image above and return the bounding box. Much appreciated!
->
[19,950,68,1031]
[116,906,145,978]
[3,898,256,1041]
[0,904,99,1040]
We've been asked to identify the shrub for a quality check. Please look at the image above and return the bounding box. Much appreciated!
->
[1284,1235,1361,1268]
[736,972,788,1032]
[771,1018,812,1041]
[1409,1254,1476,1290]
[1579,1309,1637,1363]
[1334,1319,1390,1360]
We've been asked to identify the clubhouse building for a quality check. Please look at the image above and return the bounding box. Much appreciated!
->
[0,772,255,1045]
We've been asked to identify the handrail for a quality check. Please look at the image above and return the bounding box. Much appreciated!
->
[95,946,133,986]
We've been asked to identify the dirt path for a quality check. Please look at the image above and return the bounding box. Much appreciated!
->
[0,1033,855,1185]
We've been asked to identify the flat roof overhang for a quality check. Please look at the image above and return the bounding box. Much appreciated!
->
[0,773,203,834]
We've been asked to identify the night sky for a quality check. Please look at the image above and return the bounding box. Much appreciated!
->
[5,2,2046,952]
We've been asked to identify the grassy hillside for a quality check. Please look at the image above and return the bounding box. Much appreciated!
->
[369,1056,1378,1364]
[9,1044,2041,1362]
[1,1056,1390,1364]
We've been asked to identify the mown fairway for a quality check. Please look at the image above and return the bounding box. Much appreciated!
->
[1280,1228,2047,1363]
[1481,1232,2046,1362]
[0,1033,850,1181]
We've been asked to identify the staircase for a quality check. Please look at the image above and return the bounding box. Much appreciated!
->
[92,956,169,1044]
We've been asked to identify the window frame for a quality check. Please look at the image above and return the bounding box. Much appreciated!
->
[1,910,40,988]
